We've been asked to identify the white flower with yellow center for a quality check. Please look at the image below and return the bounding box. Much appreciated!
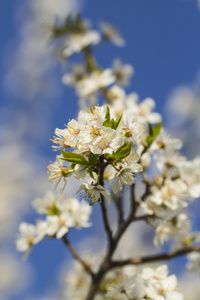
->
[88,127,121,155]
[65,119,81,148]
[47,155,72,191]
[120,114,145,145]
[51,128,70,151]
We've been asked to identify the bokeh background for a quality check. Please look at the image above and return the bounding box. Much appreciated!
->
[1,0,200,299]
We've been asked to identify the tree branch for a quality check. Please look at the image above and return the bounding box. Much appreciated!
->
[109,245,200,269]
[100,195,113,245]
[62,235,94,276]
[98,155,113,245]
[114,189,124,225]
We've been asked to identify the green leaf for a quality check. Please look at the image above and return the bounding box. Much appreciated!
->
[88,168,95,179]
[103,120,113,128]
[112,113,122,130]
[106,141,132,160]
[114,141,131,159]
[61,150,88,165]
[88,152,99,166]
[105,106,110,122]
[146,122,162,147]
[103,109,122,130]
[153,122,162,136]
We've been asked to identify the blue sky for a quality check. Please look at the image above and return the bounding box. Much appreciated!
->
[1,0,200,299]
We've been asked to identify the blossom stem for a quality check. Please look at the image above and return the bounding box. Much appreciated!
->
[62,235,94,276]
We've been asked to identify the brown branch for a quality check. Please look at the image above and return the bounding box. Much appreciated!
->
[109,245,200,269]
[133,214,152,221]
[114,189,124,225]
[62,235,94,276]
[98,155,113,245]
[130,183,137,213]
[100,195,113,245]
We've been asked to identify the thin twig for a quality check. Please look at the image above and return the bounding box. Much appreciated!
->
[99,155,113,245]
[62,235,94,276]
[114,189,124,225]
[109,245,200,269]
[100,195,113,244]
[130,183,137,214]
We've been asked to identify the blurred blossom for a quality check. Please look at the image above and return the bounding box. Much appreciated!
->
[166,75,200,157]
[179,274,200,300]
[0,252,31,299]
[4,0,80,102]
[1,1,81,298]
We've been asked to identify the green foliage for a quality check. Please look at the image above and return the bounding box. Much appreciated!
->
[51,13,87,37]
[61,150,88,165]
[146,122,162,148]
[106,141,131,160]
[103,106,122,130]
[88,152,99,166]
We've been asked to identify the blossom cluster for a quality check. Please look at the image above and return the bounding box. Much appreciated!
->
[64,254,183,300]
[137,126,200,249]
[16,191,91,253]
[48,104,145,204]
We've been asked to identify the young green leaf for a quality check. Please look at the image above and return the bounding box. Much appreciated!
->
[146,122,162,147]
[88,152,99,166]
[61,150,88,165]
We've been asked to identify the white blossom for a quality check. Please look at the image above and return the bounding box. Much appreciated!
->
[187,252,200,273]
[126,96,162,124]
[32,190,59,214]
[150,128,183,152]
[77,182,111,205]
[76,69,115,97]
[16,222,45,252]
[47,155,72,190]
[62,30,101,58]
[149,179,187,211]
[100,22,125,47]
[46,213,73,238]
[112,59,134,86]
[111,164,142,194]
[179,156,200,199]
[120,114,145,145]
